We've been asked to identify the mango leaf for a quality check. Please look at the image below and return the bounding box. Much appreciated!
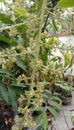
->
[37,0,43,12]
[36,114,42,125]
[0,69,13,77]
[51,96,61,102]
[48,37,54,45]
[0,36,10,44]
[42,94,50,99]
[57,0,74,8]
[49,101,61,110]
[44,89,51,95]
[0,13,14,24]
[0,82,9,103]
[30,107,43,112]
[10,84,25,95]
[16,56,26,71]
[47,106,58,118]
[7,88,17,110]
[0,0,5,2]
[0,36,11,49]
[42,112,48,130]
[40,47,49,65]
[17,25,27,33]
[11,83,25,88]
[13,7,29,17]
[64,52,70,67]
[0,82,17,110]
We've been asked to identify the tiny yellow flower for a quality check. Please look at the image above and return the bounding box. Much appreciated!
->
[14,115,19,123]
[12,125,19,130]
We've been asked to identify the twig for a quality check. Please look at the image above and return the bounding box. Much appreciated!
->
[42,12,50,32]
[0,19,38,31]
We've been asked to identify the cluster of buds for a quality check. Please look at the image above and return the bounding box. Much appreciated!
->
[13,97,36,130]
[26,15,38,35]
[18,95,25,104]
[0,47,16,70]
[9,27,17,37]
[2,58,15,70]
[16,74,28,84]
[16,45,27,60]
[30,59,43,71]
[0,51,4,64]
[36,60,43,70]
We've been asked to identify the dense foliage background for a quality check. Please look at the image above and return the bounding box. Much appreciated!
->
[0,0,74,130]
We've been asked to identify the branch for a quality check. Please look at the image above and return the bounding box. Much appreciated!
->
[42,12,50,32]
[42,0,60,32]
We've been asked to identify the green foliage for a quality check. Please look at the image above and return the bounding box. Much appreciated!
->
[10,83,25,95]
[49,100,61,110]
[0,0,5,2]
[37,0,44,12]
[40,47,49,65]
[0,0,74,130]
[47,106,58,118]
[64,52,71,67]
[0,82,17,110]
[0,82,9,103]
[36,112,48,130]
[0,13,14,24]
[13,7,29,17]
[0,36,10,44]
[0,69,14,79]
[16,56,26,71]
[57,0,74,8]
[42,112,48,130]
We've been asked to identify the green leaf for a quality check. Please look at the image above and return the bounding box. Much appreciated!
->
[31,107,43,112]
[0,36,11,50]
[11,83,25,88]
[0,0,5,2]
[40,47,49,65]
[64,52,70,67]
[42,112,48,130]
[13,7,29,17]
[7,88,17,110]
[48,37,54,45]
[0,36,10,44]
[42,94,49,99]
[0,69,13,77]
[0,82,9,103]
[0,36,12,49]
[16,56,26,71]
[51,96,61,102]
[57,0,74,8]
[44,89,51,95]
[0,13,14,24]
[0,82,17,110]
[10,85,25,95]
[37,0,43,12]
[47,106,58,118]
[17,25,27,33]
[49,101,61,110]
[36,114,42,124]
